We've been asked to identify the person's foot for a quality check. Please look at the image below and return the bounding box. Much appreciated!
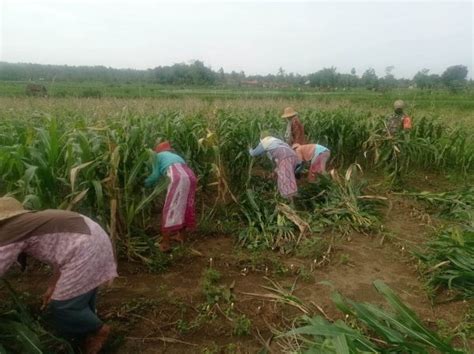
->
[159,240,171,252]
[84,324,111,354]
[170,232,185,244]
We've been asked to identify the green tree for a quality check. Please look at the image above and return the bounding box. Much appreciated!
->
[441,65,468,92]
[361,68,378,89]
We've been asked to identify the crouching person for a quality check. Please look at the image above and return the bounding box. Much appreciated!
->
[292,143,330,182]
[144,141,197,252]
[0,197,117,354]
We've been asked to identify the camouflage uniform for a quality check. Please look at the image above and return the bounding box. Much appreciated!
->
[385,112,404,135]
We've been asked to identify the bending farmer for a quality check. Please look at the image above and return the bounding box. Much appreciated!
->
[292,143,330,182]
[249,132,299,199]
[144,141,197,252]
[0,197,117,354]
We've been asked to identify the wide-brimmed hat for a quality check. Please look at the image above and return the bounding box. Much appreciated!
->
[281,107,298,119]
[0,197,30,221]
[154,141,172,153]
[394,100,405,110]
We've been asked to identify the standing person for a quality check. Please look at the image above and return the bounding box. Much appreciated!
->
[292,143,331,182]
[385,100,412,136]
[144,141,197,252]
[281,107,306,146]
[0,197,117,354]
[249,132,299,199]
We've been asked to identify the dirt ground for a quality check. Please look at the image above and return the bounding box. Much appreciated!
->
[1,192,472,353]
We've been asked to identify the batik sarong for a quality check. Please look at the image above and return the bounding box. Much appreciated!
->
[276,156,298,198]
[162,163,197,234]
[309,151,330,182]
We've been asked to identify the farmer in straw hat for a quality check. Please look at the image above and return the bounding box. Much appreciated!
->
[281,106,306,146]
[144,141,197,252]
[385,100,412,136]
[249,131,300,199]
[0,197,117,354]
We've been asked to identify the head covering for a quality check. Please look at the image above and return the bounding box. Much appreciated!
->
[261,136,279,150]
[0,197,30,221]
[292,143,301,150]
[260,130,272,140]
[281,107,298,119]
[393,100,405,110]
[154,141,172,153]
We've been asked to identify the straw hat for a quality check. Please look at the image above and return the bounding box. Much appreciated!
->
[154,141,172,153]
[0,197,30,221]
[393,100,405,110]
[281,107,298,119]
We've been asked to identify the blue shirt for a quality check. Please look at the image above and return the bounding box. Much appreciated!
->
[315,144,329,157]
[144,151,186,187]
[249,137,297,164]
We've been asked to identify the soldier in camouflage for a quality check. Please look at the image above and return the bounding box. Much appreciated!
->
[385,100,412,136]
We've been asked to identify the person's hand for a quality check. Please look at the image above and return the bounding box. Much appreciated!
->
[41,285,55,310]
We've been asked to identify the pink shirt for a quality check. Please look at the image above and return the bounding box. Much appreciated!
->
[0,216,117,301]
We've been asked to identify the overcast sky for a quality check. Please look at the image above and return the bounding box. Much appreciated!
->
[0,0,472,78]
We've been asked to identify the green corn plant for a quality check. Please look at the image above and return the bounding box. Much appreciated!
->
[283,280,463,353]
[0,280,73,354]
[0,105,472,267]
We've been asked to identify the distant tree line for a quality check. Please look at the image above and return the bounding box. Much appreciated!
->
[0,61,470,91]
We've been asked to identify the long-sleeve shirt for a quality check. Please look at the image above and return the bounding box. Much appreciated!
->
[284,116,306,146]
[293,143,329,162]
[0,216,117,301]
[145,151,186,187]
[249,137,297,163]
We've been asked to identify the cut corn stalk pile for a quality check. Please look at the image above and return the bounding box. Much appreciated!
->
[415,226,474,299]
[401,188,474,223]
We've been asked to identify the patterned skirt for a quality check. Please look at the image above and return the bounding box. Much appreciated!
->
[309,151,330,182]
[162,163,197,234]
[276,156,298,198]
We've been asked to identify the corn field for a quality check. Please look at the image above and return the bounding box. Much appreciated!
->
[1,99,473,353]
[0,105,473,258]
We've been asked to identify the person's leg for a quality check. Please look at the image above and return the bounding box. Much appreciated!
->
[170,231,184,243]
[48,289,103,338]
[83,324,111,354]
[159,233,172,252]
[308,159,318,182]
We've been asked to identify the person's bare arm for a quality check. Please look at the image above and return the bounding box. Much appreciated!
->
[41,268,60,309]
